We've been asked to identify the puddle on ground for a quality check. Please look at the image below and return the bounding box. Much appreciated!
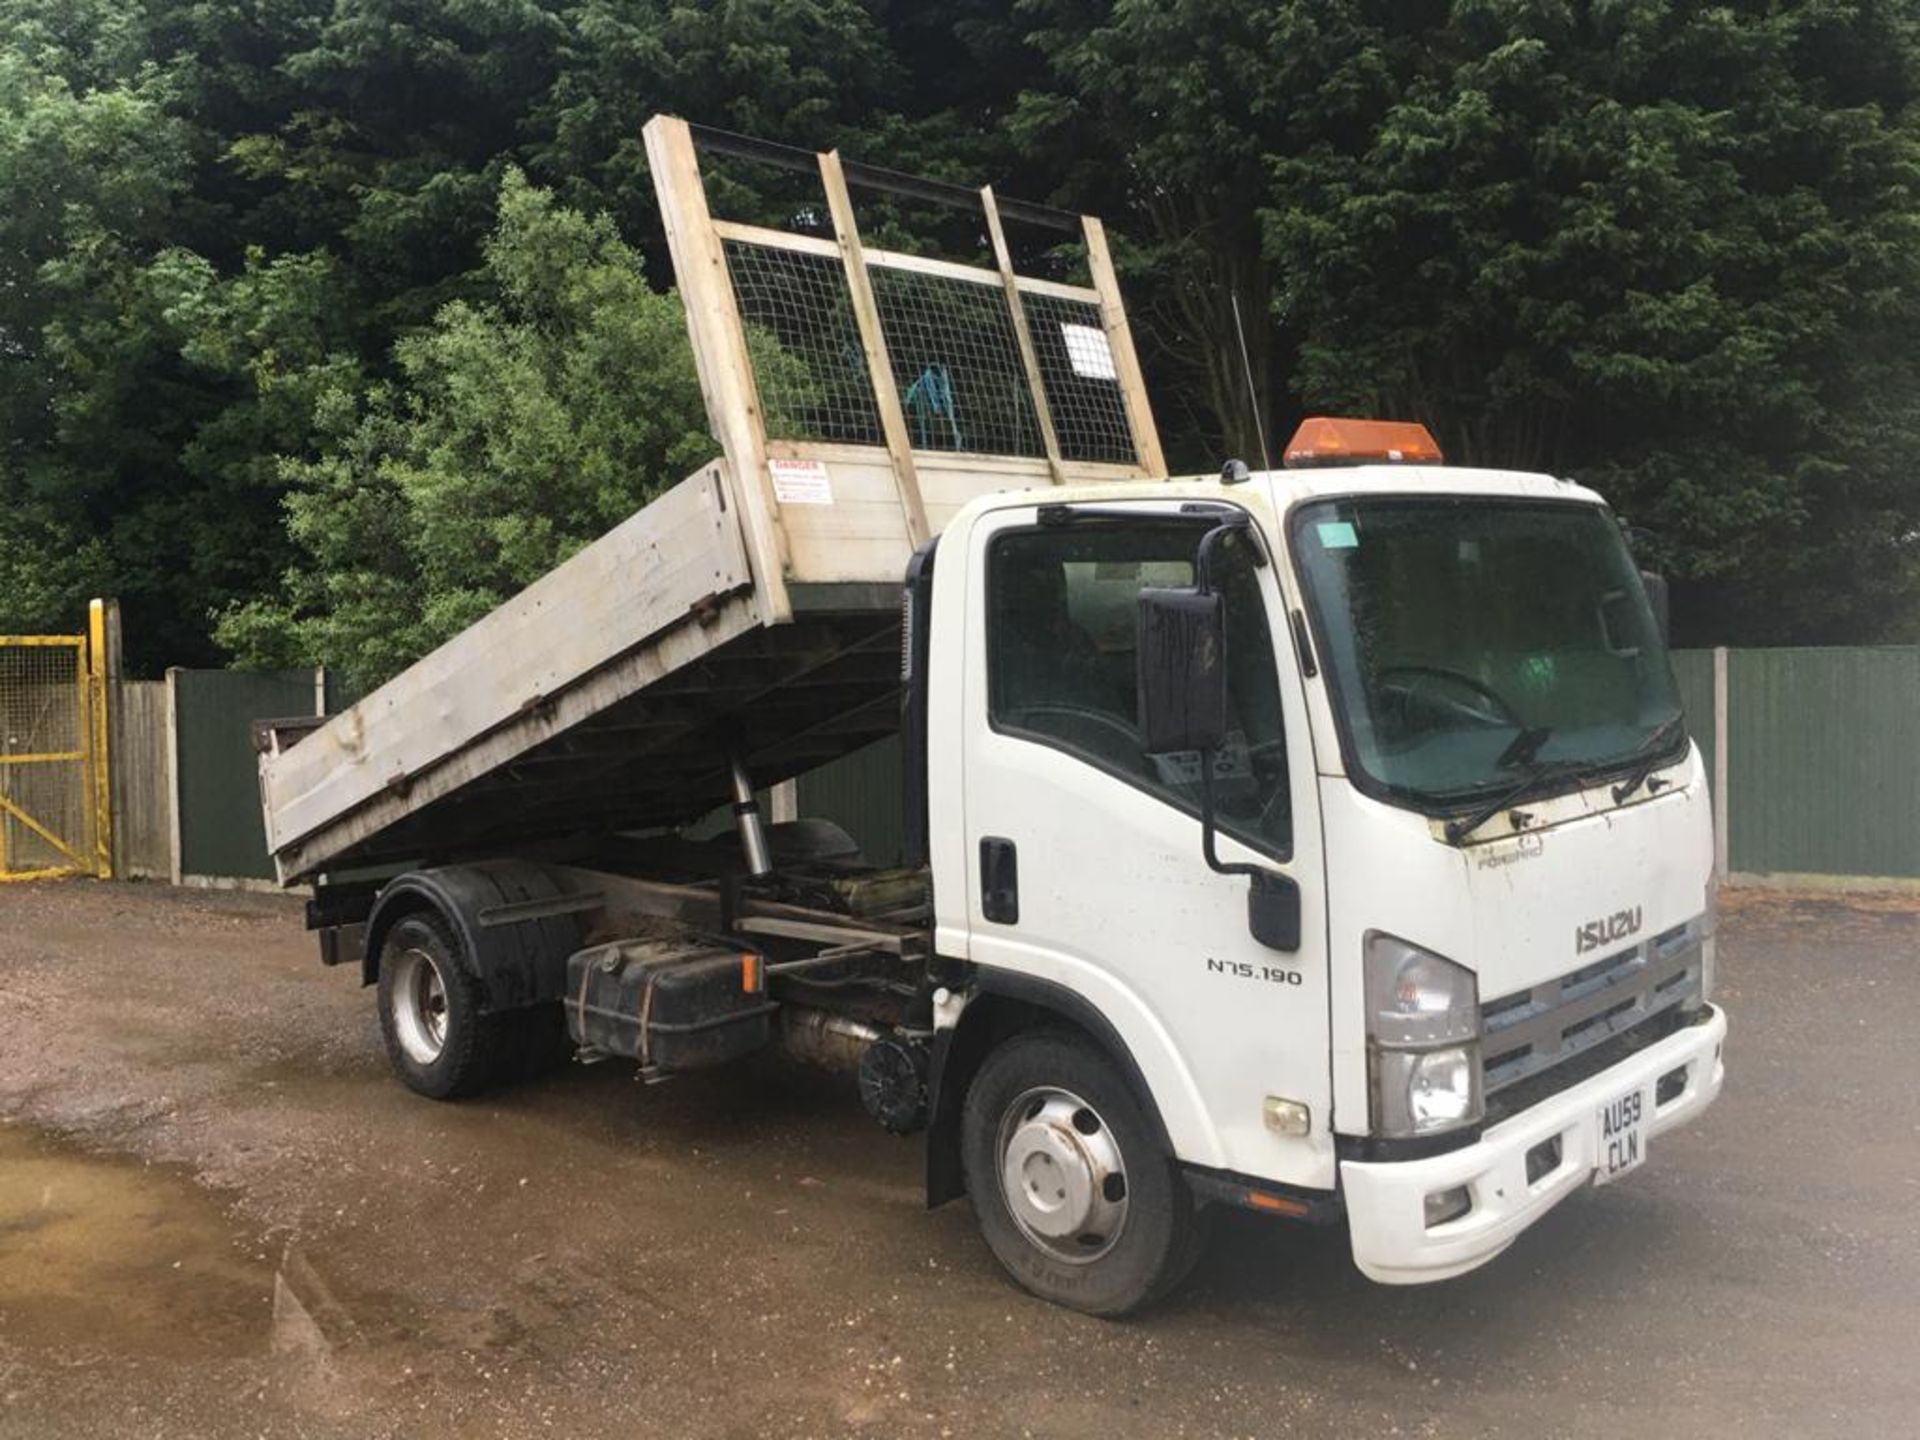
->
[0,1122,274,1359]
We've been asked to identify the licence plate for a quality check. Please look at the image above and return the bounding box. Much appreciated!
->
[1594,1087,1648,1186]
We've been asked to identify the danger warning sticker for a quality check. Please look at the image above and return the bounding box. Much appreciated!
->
[769,458,833,505]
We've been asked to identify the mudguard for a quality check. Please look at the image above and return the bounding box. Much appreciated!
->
[363,861,591,1013]
[924,967,1174,1208]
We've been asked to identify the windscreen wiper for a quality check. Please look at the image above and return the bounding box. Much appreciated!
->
[1443,758,1593,845]
[1609,714,1686,804]
[1495,725,1552,770]
[1446,714,1688,844]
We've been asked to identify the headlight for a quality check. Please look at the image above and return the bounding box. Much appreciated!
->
[1366,934,1483,1137]
[1376,1047,1483,1133]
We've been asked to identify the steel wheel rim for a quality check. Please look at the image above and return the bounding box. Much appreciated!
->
[391,947,450,1064]
[996,1085,1129,1264]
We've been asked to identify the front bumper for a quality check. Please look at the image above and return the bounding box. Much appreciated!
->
[1341,1003,1727,1284]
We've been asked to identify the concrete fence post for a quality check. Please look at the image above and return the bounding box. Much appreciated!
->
[1712,646,1730,880]
[165,667,183,887]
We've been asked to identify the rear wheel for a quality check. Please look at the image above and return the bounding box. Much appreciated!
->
[377,914,504,1099]
[962,1030,1202,1316]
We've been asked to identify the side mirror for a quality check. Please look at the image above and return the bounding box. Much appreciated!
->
[1137,588,1227,755]
[1247,870,1301,951]
[1639,571,1671,646]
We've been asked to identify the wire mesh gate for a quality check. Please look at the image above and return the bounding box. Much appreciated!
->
[640,116,1168,610]
[0,603,111,880]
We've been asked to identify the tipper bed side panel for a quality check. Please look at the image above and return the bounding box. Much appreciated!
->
[273,603,903,880]
[264,463,761,877]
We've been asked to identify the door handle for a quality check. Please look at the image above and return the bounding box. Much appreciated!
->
[980,836,1019,924]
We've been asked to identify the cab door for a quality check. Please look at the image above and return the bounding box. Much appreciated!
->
[957,501,1333,1190]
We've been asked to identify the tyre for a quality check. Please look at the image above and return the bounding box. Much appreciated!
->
[376,913,506,1099]
[962,1029,1203,1316]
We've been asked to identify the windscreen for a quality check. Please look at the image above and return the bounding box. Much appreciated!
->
[1292,497,1685,806]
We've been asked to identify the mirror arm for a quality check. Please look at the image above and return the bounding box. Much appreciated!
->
[1193,514,1263,882]
[1181,525,1302,954]
[1199,749,1258,880]
[1202,749,1302,952]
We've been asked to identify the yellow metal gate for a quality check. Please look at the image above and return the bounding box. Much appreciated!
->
[0,602,111,880]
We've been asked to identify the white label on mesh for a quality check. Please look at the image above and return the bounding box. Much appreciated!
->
[1061,323,1117,381]
[770,458,833,505]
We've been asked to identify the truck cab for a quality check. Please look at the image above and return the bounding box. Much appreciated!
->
[915,422,1723,1304]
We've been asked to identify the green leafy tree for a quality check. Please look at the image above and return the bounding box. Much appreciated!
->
[1261,0,1920,641]
[1014,0,1920,641]
[219,171,713,689]
[530,0,900,254]
[1010,0,1331,467]
[0,2,357,665]
[4,0,1918,660]
[0,40,194,644]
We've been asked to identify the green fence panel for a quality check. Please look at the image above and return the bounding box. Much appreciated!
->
[1727,647,1920,880]
[171,648,1918,886]
[798,735,905,866]
[174,669,317,881]
[1668,648,1715,790]
[323,671,365,713]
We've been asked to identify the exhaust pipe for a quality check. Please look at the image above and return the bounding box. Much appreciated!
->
[728,750,773,876]
[780,1009,882,1073]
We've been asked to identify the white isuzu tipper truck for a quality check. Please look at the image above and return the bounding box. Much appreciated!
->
[258,118,1726,1315]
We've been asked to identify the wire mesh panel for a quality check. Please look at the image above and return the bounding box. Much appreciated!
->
[869,265,1044,457]
[0,639,94,878]
[1021,290,1140,465]
[653,113,1162,512]
[721,239,884,445]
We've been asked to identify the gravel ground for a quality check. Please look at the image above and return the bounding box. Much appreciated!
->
[0,880,1914,1438]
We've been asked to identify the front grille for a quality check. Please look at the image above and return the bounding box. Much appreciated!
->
[1480,919,1705,1105]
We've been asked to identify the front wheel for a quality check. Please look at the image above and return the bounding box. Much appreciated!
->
[962,1030,1204,1316]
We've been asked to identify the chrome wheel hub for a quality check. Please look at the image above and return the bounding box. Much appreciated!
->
[391,947,450,1064]
[997,1086,1129,1263]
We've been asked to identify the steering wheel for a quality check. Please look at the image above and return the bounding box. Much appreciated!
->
[1374,665,1520,730]
[1190,733,1293,841]
[1008,704,1152,776]
[1013,705,1300,841]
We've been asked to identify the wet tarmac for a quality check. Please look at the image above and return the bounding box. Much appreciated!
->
[0,881,1916,1437]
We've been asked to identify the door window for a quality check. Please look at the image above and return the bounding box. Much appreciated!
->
[987,519,1291,857]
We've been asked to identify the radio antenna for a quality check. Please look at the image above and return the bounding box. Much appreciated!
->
[1230,291,1272,473]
